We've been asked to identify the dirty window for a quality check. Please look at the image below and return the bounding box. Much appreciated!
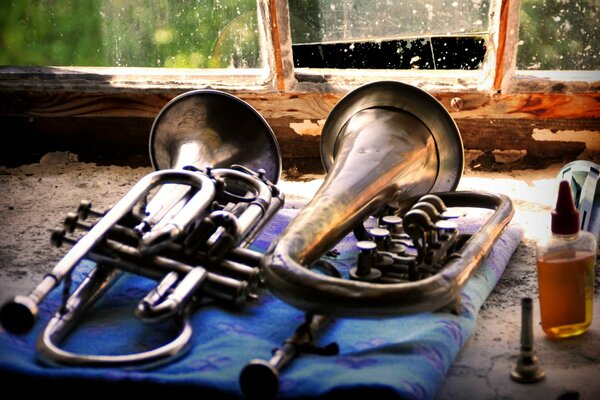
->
[0,0,263,69]
[289,0,492,70]
[517,0,599,70]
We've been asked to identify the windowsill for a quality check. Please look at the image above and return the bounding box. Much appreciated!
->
[3,65,598,95]
[508,70,600,93]
[0,66,275,93]
[0,65,496,94]
[293,68,492,93]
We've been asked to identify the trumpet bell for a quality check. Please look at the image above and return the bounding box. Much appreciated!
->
[149,89,281,183]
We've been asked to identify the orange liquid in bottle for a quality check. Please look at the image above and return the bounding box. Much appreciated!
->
[537,250,595,338]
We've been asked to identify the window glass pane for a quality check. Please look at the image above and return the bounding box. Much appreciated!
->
[289,0,492,70]
[517,0,599,70]
[290,0,491,44]
[292,37,487,69]
[0,0,263,68]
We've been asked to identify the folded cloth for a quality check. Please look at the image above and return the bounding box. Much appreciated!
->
[0,207,522,399]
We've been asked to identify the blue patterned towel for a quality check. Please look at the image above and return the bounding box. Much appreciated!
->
[0,206,522,399]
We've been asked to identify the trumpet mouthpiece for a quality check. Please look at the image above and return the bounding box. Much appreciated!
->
[510,297,545,383]
[0,295,39,334]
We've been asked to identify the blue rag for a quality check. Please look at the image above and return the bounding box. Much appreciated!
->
[0,206,522,399]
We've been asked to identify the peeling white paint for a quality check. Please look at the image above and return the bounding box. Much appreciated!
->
[289,119,326,136]
[532,129,600,150]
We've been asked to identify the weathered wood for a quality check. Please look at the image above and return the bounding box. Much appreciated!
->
[0,92,172,118]
[437,92,600,119]
[273,1,297,91]
[1,91,598,120]
[457,118,597,155]
[267,0,297,91]
[493,0,522,92]
[1,88,598,170]
[1,116,152,167]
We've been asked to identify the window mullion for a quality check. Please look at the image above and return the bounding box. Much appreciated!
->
[493,0,522,92]
[266,1,297,92]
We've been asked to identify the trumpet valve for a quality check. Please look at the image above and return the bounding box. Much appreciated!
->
[77,200,95,220]
[205,211,241,260]
[370,228,392,251]
[207,230,236,261]
[434,220,458,240]
[50,228,67,248]
[63,212,80,233]
[381,215,403,235]
[350,241,382,282]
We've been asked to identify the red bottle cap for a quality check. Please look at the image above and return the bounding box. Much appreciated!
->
[551,180,580,235]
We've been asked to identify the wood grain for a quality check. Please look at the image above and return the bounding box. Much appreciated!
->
[0,88,598,169]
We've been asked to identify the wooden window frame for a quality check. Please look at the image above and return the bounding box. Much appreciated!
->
[1,0,598,170]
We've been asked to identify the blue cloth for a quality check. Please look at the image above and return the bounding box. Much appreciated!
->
[0,207,522,399]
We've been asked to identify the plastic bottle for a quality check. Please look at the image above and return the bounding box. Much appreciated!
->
[536,180,596,338]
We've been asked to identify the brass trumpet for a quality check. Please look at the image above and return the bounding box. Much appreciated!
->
[0,89,284,367]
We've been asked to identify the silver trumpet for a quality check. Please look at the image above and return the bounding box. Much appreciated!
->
[241,81,514,399]
[0,89,284,368]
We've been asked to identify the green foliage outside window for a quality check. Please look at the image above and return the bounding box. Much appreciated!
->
[1,0,598,71]
[0,0,261,68]
[518,0,599,70]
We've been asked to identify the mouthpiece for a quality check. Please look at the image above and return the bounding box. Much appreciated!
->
[510,297,545,383]
[0,295,39,334]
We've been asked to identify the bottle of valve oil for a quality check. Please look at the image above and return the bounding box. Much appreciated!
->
[537,180,596,338]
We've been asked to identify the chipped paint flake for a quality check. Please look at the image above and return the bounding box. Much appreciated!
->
[289,119,326,136]
[532,129,600,151]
